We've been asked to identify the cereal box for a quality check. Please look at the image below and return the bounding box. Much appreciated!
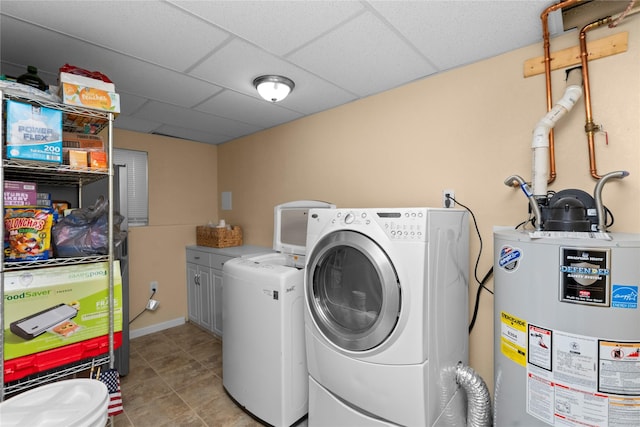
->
[5,100,63,163]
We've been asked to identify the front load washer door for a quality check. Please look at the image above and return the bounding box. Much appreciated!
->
[306,230,400,351]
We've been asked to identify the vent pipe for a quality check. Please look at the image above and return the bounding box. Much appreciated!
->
[531,67,583,197]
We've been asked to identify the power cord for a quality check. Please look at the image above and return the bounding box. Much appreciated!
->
[129,290,156,324]
[446,194,494,333]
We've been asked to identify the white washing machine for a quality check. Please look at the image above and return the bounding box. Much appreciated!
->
[222,200,334,427]
[304,207,470,426]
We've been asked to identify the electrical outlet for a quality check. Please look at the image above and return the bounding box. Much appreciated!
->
[150,281,158,293]
[443,190,455,208]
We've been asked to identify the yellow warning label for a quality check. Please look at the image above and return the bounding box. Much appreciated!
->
[500,311,527,367]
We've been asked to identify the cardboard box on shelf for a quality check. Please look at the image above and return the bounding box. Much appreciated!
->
[59,71,115,92]
[60,82,120,113]
[3,261,123,360]
[89,151,108,169]
[67,149,88,169]
[62,131,104,150]
[4,181,37,206]
[5,100,63,163]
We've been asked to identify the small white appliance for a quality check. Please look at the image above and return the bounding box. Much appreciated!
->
[222,200,334,427]
[304,207,470,426]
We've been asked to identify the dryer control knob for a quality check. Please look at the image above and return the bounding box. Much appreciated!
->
[344,212,355,224]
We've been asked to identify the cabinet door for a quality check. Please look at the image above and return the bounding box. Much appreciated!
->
[212,268,223,337]
[186,262,200,324]
[198,266,214,332]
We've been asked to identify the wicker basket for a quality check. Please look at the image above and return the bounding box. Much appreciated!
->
[196,225,243,248]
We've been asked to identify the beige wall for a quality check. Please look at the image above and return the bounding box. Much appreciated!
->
[119,21,638,394]
[113,129,217,330]
[216,23,640,393]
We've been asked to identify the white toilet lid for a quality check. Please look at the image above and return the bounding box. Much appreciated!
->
[0,378,109,427]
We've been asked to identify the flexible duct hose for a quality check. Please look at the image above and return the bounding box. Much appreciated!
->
[457,363,493,427]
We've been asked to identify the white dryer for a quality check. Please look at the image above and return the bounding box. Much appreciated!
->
[222,200,334,427]
[304,207,470,426]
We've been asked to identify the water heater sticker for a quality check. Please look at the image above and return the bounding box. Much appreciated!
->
[611,285,638,309]
[553,331,598,390]
[498,245,522,272]
[500,311,527,367]
[559,247,610,306]
[528,324,552,371]
[598,340,640,396]
[526,330,609,426]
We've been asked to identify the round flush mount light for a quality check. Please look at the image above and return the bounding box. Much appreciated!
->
[253,75,295,103]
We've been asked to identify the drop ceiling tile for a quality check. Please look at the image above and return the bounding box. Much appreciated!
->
[282,75,358,116]
[117,93,149,115]
[287,10,435,97]
[370,1,549,70]
[189,38,300,95]
[133,101,260,137]
[170,0,365,56]
[1,0,230,72]
[196,90,303,128]
[151,124,231,145]
[114,115,162,134]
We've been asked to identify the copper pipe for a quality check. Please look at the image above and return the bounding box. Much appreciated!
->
[540,0,583,185]
[579,17,612,180]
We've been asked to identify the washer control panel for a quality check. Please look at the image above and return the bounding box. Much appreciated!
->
[332,209,430,241]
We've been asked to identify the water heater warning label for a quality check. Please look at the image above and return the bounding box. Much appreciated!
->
[525,329,640,427]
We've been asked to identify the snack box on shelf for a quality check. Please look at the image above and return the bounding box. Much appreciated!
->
[5,99,63,163]
[59,71,115,92]
[4,180,37,206]
[3,261,123,361]
[60,82,120,113]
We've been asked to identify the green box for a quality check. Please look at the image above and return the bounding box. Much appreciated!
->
[3,261,122,360]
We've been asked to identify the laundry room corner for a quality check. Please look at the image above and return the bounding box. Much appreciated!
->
[216,25,640,397]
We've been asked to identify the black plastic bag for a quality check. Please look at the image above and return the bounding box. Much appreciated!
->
[52,196,126,257]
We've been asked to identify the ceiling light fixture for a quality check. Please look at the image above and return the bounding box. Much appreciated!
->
[253,75,295,103]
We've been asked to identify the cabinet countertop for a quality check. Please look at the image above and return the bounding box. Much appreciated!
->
[186,244,273,258]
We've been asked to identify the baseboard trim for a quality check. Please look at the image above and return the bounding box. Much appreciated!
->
[130,317,185,339]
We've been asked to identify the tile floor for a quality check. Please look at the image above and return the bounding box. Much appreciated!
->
[114,322,267,427]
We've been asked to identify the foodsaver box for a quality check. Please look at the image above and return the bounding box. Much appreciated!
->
[3,261,123,360]
[5,100,63,163]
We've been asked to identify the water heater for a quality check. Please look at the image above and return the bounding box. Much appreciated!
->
[494,228,640,426]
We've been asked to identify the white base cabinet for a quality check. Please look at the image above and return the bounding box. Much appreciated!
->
[186,245,272,338]
[186,249,229,337]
